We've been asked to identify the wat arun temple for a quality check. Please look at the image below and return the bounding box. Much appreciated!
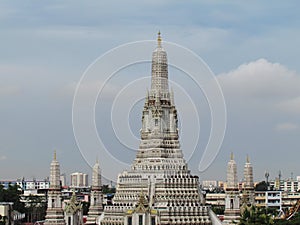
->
[44,33,227,225]
[98,33,222,225]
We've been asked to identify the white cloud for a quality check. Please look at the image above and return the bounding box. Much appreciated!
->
[218,58,300,100]
[275,123,298,131]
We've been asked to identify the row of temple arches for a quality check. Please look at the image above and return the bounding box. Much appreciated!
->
[132,164,186,171]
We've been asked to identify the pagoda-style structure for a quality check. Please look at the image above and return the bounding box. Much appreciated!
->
[224,153,240,224]
[243,155,254,205]
[86,160,103,224]
[99,33,221,225]
[44,151,66,225]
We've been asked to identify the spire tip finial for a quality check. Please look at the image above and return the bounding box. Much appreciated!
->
[230,152,234,160]
[54,150,57,160]
[157,31,162,47]
[246,154,250,163]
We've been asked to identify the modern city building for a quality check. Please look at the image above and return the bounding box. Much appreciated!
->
[0,179,50,191]
[61,174,67,187]
[70,172,88,188]
[202,181,220,190]
[255,191,282,211]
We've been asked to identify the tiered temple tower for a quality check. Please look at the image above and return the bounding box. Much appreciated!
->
[243,156,254,205]
[86,160,103,224]
[45,151,66,225]
[100,33,218,225]
[224,153,240,224]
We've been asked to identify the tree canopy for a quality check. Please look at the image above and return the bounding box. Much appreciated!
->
[0,184,25,213]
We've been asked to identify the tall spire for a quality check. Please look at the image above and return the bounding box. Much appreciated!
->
[157,31,162,48]
[100,33,214,225]
[92,159,101,188]
[45,150,65,225]
[224,153,240,223]
[244,155,254,188]
[151,31,169,95]
[227,153,238,189]
[50,150,61,189]
[86,159,103,224]
[243,155,255,205]
[140,31,179,144]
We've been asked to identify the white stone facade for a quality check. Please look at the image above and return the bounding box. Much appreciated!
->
[44,151,66,225]
[99,33,219,225]
[64,192,83,225]
[224,154,240,224]
[86,160,103,224]
[243,156,254,205]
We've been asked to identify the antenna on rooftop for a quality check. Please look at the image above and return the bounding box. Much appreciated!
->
[278,170,282,181]
[265,171,269,185]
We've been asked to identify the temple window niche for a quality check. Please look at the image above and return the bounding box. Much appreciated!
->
[127,216,132,225]
[151,217,156,225]
[139,215,143,225]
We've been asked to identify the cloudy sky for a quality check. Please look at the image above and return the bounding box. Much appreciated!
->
[0,1,299,184]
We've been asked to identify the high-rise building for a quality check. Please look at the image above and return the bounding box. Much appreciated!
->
[60,174,66,187]
[86,159,103,224]
[224,153,240,224]
[99,33,221,225]
[70,172,88,188]
[44,151,66,225]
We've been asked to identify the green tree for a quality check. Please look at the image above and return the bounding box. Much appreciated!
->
[81,201,90,215]
[211,205,225,215]
[274,213,300,224]
[255,181,268,191]
[0,183,25,213]
[239,205,274,225]
[0,215,8,225]
[102,185,116,194]
[24,194,47,223]
[0,185,4,201]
